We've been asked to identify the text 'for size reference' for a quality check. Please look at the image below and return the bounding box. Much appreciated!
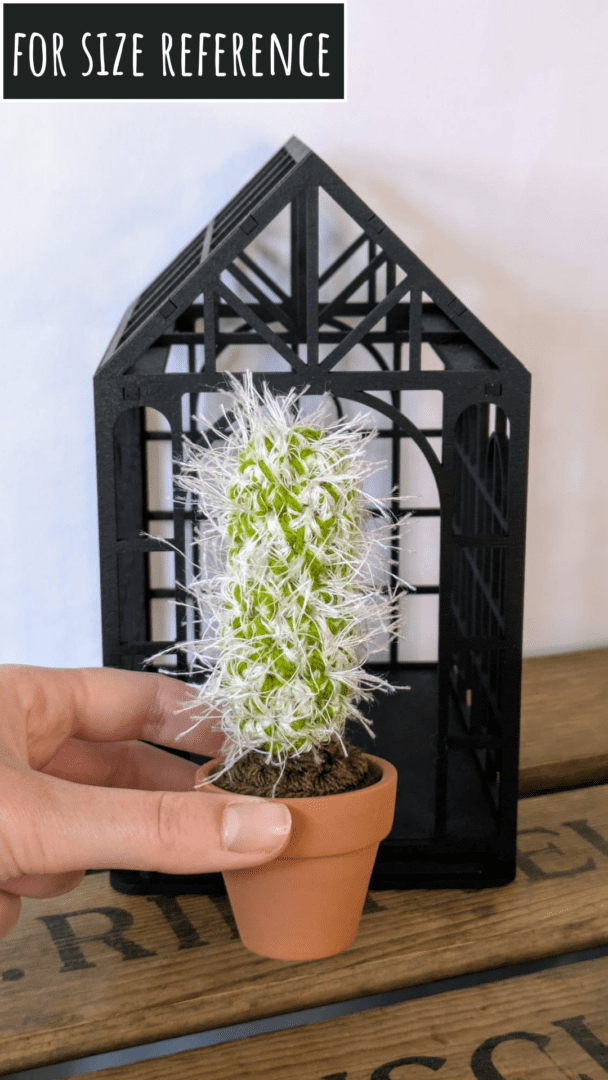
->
[3,3,345,100]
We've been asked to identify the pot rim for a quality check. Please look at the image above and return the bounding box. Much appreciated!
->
[197,752,398,859]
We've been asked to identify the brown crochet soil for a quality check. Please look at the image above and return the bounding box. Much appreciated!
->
[209,736,382,798]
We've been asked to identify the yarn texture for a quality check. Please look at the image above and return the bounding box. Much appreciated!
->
[208,737,382,798]
[176,374,404,792]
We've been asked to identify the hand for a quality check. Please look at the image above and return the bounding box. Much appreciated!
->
[0,666,291,939]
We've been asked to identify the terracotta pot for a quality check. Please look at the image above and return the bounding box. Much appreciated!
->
[196,754,397,961]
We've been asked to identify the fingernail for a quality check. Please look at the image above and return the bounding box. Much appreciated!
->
[222,801,292,853]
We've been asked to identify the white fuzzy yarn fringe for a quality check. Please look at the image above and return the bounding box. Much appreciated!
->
[165,372,411,785]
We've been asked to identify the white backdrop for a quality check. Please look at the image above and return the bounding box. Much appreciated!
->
[1,0,606,666]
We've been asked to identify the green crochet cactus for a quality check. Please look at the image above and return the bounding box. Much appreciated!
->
[177,374,400,781]
[225,423,364,756]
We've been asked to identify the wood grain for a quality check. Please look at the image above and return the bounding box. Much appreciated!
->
[1,783,607,1074]
[519,648,608,795]
[79,955,608,1080]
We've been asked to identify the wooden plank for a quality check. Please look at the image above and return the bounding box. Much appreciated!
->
[1,784,608,1073]
[79,955,608,1080]
[520,648,608,795]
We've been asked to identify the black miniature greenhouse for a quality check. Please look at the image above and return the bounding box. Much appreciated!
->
[94,137,530,892]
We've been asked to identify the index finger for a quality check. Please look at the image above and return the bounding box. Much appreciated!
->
[73,668,225,756]
[7,665,224,759]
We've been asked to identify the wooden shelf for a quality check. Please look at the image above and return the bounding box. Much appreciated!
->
[1,782,607,1073]
[85,956,608,1080]
[520,648,608,795]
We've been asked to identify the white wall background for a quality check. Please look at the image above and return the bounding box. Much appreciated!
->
[0,0,606,666]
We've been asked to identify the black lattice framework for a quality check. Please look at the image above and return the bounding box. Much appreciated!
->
[95,137,531,890]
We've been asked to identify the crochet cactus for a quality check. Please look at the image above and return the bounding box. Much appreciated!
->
[177,374,401,783]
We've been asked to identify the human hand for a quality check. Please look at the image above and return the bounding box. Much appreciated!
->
[0,666,291,939]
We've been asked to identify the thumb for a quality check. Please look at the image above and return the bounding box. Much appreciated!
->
[3,770,292,877]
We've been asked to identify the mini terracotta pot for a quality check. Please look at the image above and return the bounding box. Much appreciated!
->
[196,754,397,961]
